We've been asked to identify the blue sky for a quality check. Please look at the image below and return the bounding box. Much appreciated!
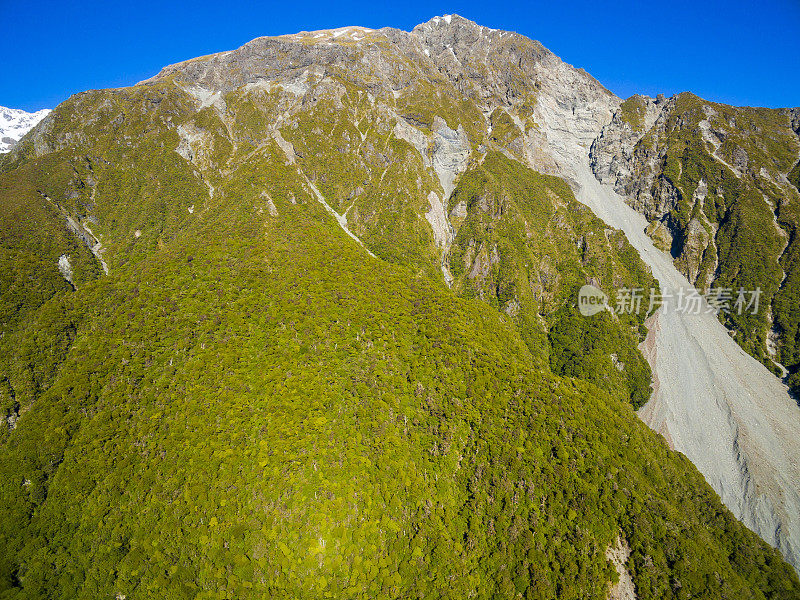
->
[1,0,798,111]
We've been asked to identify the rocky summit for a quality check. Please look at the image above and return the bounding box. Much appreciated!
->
[1,14,800,599]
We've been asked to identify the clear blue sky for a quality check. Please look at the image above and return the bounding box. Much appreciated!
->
[1,0,798,112]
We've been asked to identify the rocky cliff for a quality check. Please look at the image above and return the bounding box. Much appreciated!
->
[589,93,800,570]
[591,93,800,379]
[496,27,800,572]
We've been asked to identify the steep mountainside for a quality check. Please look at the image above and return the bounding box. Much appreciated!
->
[592,94,800,384]
[588,95,800,571]
[0,15,799,599]
[0,107,51,153]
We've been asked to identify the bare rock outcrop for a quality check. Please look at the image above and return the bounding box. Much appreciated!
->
[591,94,668,190]
[606,536,636,600]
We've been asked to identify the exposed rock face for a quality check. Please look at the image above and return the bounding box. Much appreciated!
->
[589,94,800,293]
[576,157,800,574]
[423,191,449,248]
[480,40,800,571]
[429,118,470,284]
[430,117,470,201]
[590,94,668,189]
[591,95,677,221]
[606,536,636,600]
[588,94,800,407]
[672,217,712,285]
[57,254,74,287]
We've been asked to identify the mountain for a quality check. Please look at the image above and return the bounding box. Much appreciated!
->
[1,15,799,598]
[0,107,51,153]
[590,93,800,569]
[592,94,800,381]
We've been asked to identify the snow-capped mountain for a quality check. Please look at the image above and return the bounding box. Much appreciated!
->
[0,106,51,152]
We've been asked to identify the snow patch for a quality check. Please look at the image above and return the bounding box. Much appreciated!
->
[0,106,51,153]
[292,26,374,42]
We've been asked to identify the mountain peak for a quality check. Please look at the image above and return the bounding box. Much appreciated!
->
[3,11,800,597]
[278,24,375,43]
[412,14,503,40]
[0,106,51,153]
[416,14,463,28]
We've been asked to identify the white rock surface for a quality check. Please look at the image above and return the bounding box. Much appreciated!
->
[606,536,636,600]
[57,254,73,286]
[430,117,470,201]
[429,117,470,286]
[303,177,376,259]
[392,114,469,286]
[590,95,668,188]
[424,191,450,249]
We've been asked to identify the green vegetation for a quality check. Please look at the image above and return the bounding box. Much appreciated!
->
[790,160,800,194]
[618,95,647,133]
[488,108,523,151]
[446,152,656,406]
[278,88,443,278]
[0,74,797,599]
[644,221,672,252]
[394,79,486,143]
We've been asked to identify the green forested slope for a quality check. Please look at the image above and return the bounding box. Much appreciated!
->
[0,162,797,599]
[0,44,798,600]
[446,153,656,408]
